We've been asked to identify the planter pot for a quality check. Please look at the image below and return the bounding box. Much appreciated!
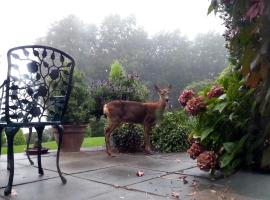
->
[54,124,87,152]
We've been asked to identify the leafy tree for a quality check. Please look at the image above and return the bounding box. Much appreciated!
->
[109,60,125,82]
[63,70,94,125]
[14,129,26,146]
[38,14,228,108]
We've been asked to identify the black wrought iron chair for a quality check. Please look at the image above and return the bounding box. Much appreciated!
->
[0,45,75,195]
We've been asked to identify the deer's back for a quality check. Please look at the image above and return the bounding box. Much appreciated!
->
[104,100,149,123]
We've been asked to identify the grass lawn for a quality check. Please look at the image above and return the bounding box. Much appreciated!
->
[1,137,105,155]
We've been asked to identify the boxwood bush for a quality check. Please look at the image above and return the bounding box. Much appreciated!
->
[112,124,144,152]
[152,110,194,153]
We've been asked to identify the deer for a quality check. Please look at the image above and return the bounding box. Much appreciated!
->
[103,84,172,156]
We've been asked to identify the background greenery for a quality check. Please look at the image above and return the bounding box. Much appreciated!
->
[1,137,104,154]
[38,14,228,108]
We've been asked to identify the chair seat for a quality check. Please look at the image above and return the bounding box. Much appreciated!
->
[6,121,62,128]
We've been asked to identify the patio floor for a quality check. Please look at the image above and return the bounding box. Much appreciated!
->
[0,148,269,200]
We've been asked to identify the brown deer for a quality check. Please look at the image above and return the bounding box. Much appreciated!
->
[103,84,172,156]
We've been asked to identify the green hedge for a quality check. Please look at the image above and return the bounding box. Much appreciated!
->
[112,124,143,152]
[152,111,193,153]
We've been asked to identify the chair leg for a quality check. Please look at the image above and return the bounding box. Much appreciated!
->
[26,127,34,165]
[34,126,45,175]
[0,127,4,156]
[4,127,19,196]
[54,125,67,184]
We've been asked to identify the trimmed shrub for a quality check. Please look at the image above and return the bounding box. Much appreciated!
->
[152,111,193,153]
[14,129,26,145]
[112,124,144,152]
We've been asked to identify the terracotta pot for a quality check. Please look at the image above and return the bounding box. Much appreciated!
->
[54,124,87,152]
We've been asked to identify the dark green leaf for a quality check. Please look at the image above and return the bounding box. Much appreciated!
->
[200,127,214,141]
[214,102,227,113]
[223,142,236,153]
[220,153,235,168]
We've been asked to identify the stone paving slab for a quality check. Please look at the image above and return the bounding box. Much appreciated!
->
[0,162,27,171]
[149,152,192,162]
[128,173,253,200]
[125,154,196,172]
[0,166,59,189]
[72,165,165,187]
[0,175,114,200]
[175,166,225,179]
[91,188,167,200]
[215,171,270,200]
[177,166,270,199]
[16,151,127,174]
[0,150,269,200]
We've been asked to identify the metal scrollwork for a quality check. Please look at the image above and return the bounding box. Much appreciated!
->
[6,45,75,124]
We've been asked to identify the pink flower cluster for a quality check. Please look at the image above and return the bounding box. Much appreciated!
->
[178,90,195,107]
[207,85,224,99]
[245,0,264,21]
[185,96,206,116]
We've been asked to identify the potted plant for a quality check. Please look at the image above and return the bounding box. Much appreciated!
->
[54,70,94,152]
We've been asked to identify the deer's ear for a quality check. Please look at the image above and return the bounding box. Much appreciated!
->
[154,84,160,92]
[168,84,172,90]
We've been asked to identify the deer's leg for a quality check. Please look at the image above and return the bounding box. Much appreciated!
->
[143,123,154,155]
[104,121,119,156]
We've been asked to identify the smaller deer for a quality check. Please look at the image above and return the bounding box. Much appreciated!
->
[103,84,171,156]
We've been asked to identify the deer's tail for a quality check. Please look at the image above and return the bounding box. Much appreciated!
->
[103,104,109,118]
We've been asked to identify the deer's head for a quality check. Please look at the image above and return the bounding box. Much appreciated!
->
[155,84,172,103]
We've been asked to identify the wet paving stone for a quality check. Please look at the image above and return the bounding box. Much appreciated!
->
[73,165,165,187]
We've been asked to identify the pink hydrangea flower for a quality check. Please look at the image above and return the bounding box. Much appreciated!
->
[178,90,195,107]
[185,96,206,116]
[207,85,224,99]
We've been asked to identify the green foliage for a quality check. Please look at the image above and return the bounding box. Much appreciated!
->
[109,60,125,82]
[207,0,270,171]
[24,128,55,145]
[89,60,149,118]
[1,137,105,154]
[188,66,257,174]
[112,124,143,152]
[185,79,213,94]
[14,129,26,145]
[88,118,106,137]
[152,111,193,153]
[63,70,94,124]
